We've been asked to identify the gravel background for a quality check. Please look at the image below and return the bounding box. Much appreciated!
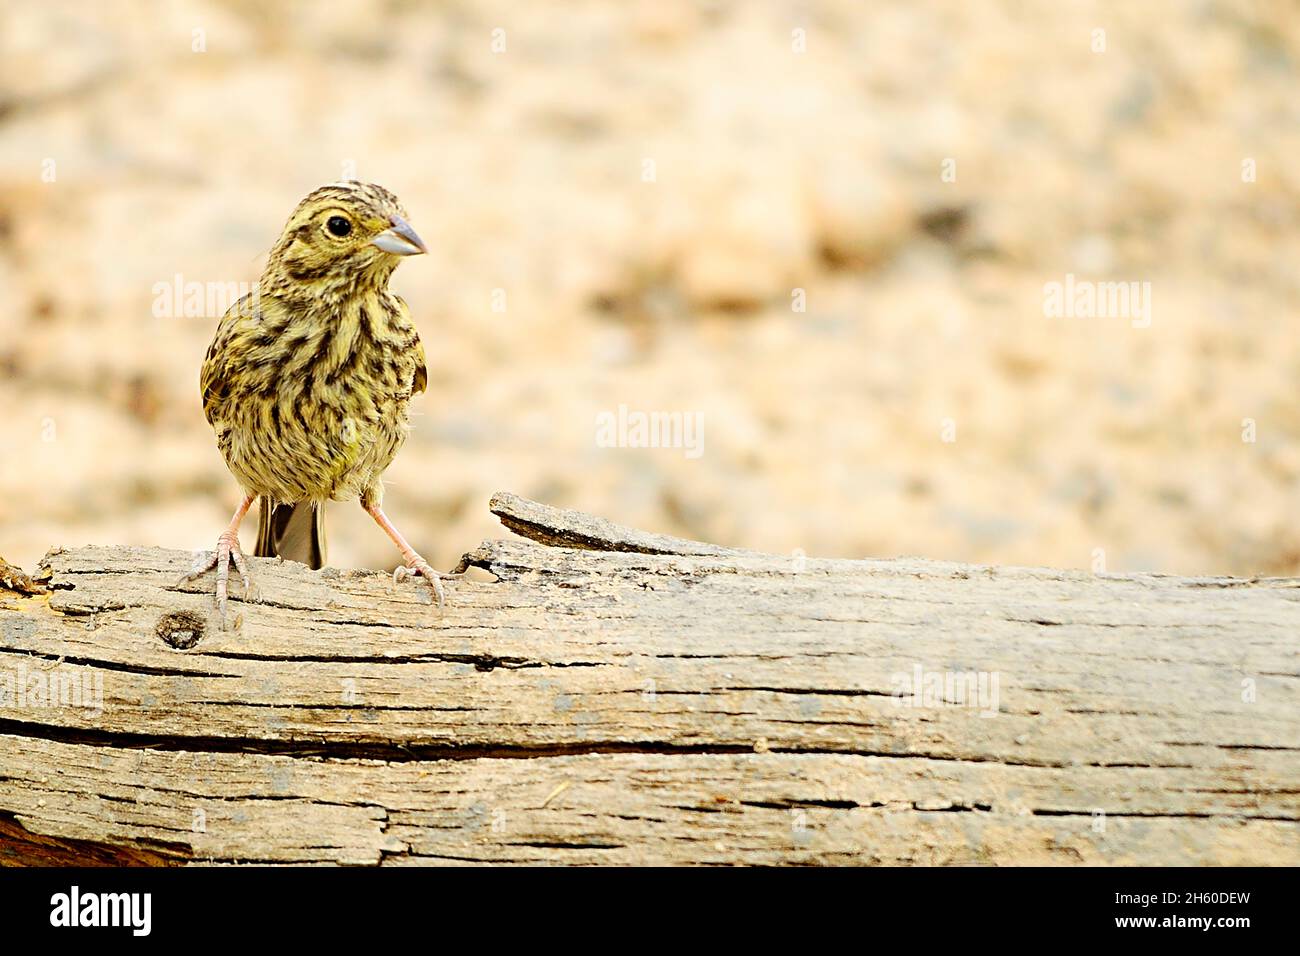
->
[1,0,1297,577]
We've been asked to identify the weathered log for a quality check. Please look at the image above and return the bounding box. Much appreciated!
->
[0,492,1296,865]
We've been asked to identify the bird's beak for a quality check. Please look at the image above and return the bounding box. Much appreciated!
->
[370,215,427,256]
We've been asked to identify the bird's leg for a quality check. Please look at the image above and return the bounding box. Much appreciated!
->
[181,494,256,624]
[364,502,447,608]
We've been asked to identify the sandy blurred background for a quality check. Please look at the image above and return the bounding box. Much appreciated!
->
[0,0,1297,579]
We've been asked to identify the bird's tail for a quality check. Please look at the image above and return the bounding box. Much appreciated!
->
[255,499,326,570]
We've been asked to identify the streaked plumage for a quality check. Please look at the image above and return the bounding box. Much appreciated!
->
[186,182,445,622]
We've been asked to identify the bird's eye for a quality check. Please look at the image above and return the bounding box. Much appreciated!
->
[326,215,352,237]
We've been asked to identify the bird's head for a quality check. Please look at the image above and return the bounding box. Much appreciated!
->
[263,181,425,298]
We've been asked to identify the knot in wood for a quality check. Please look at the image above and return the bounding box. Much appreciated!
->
[156,610,205,650]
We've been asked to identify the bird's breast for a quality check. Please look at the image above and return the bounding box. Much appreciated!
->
[219,295,418,502]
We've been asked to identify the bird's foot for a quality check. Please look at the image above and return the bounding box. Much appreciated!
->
[179,530,256,627]
[392,555,452,608]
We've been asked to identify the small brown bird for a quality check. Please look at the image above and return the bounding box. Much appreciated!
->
[187,182,445,621]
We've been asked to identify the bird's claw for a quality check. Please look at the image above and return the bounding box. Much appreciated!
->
[179,532,256,628]
[394,557,447,608]
[178,550,217,586]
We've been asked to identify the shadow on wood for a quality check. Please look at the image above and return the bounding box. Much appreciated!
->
[0,492,1296,865]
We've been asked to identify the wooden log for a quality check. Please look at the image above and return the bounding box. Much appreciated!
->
[0,492,1296,865]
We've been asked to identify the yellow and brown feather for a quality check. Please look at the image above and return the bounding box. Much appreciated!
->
[200,182,427,563]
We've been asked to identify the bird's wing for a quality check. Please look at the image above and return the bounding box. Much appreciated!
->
[200,292,260,426]
[394,295,427,394]
[413,332,428,395]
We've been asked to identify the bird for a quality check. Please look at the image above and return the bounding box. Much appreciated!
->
[185,181,446,623]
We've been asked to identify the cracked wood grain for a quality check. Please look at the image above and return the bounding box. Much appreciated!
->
[482,490,740,556]
[0,492,1296,865]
